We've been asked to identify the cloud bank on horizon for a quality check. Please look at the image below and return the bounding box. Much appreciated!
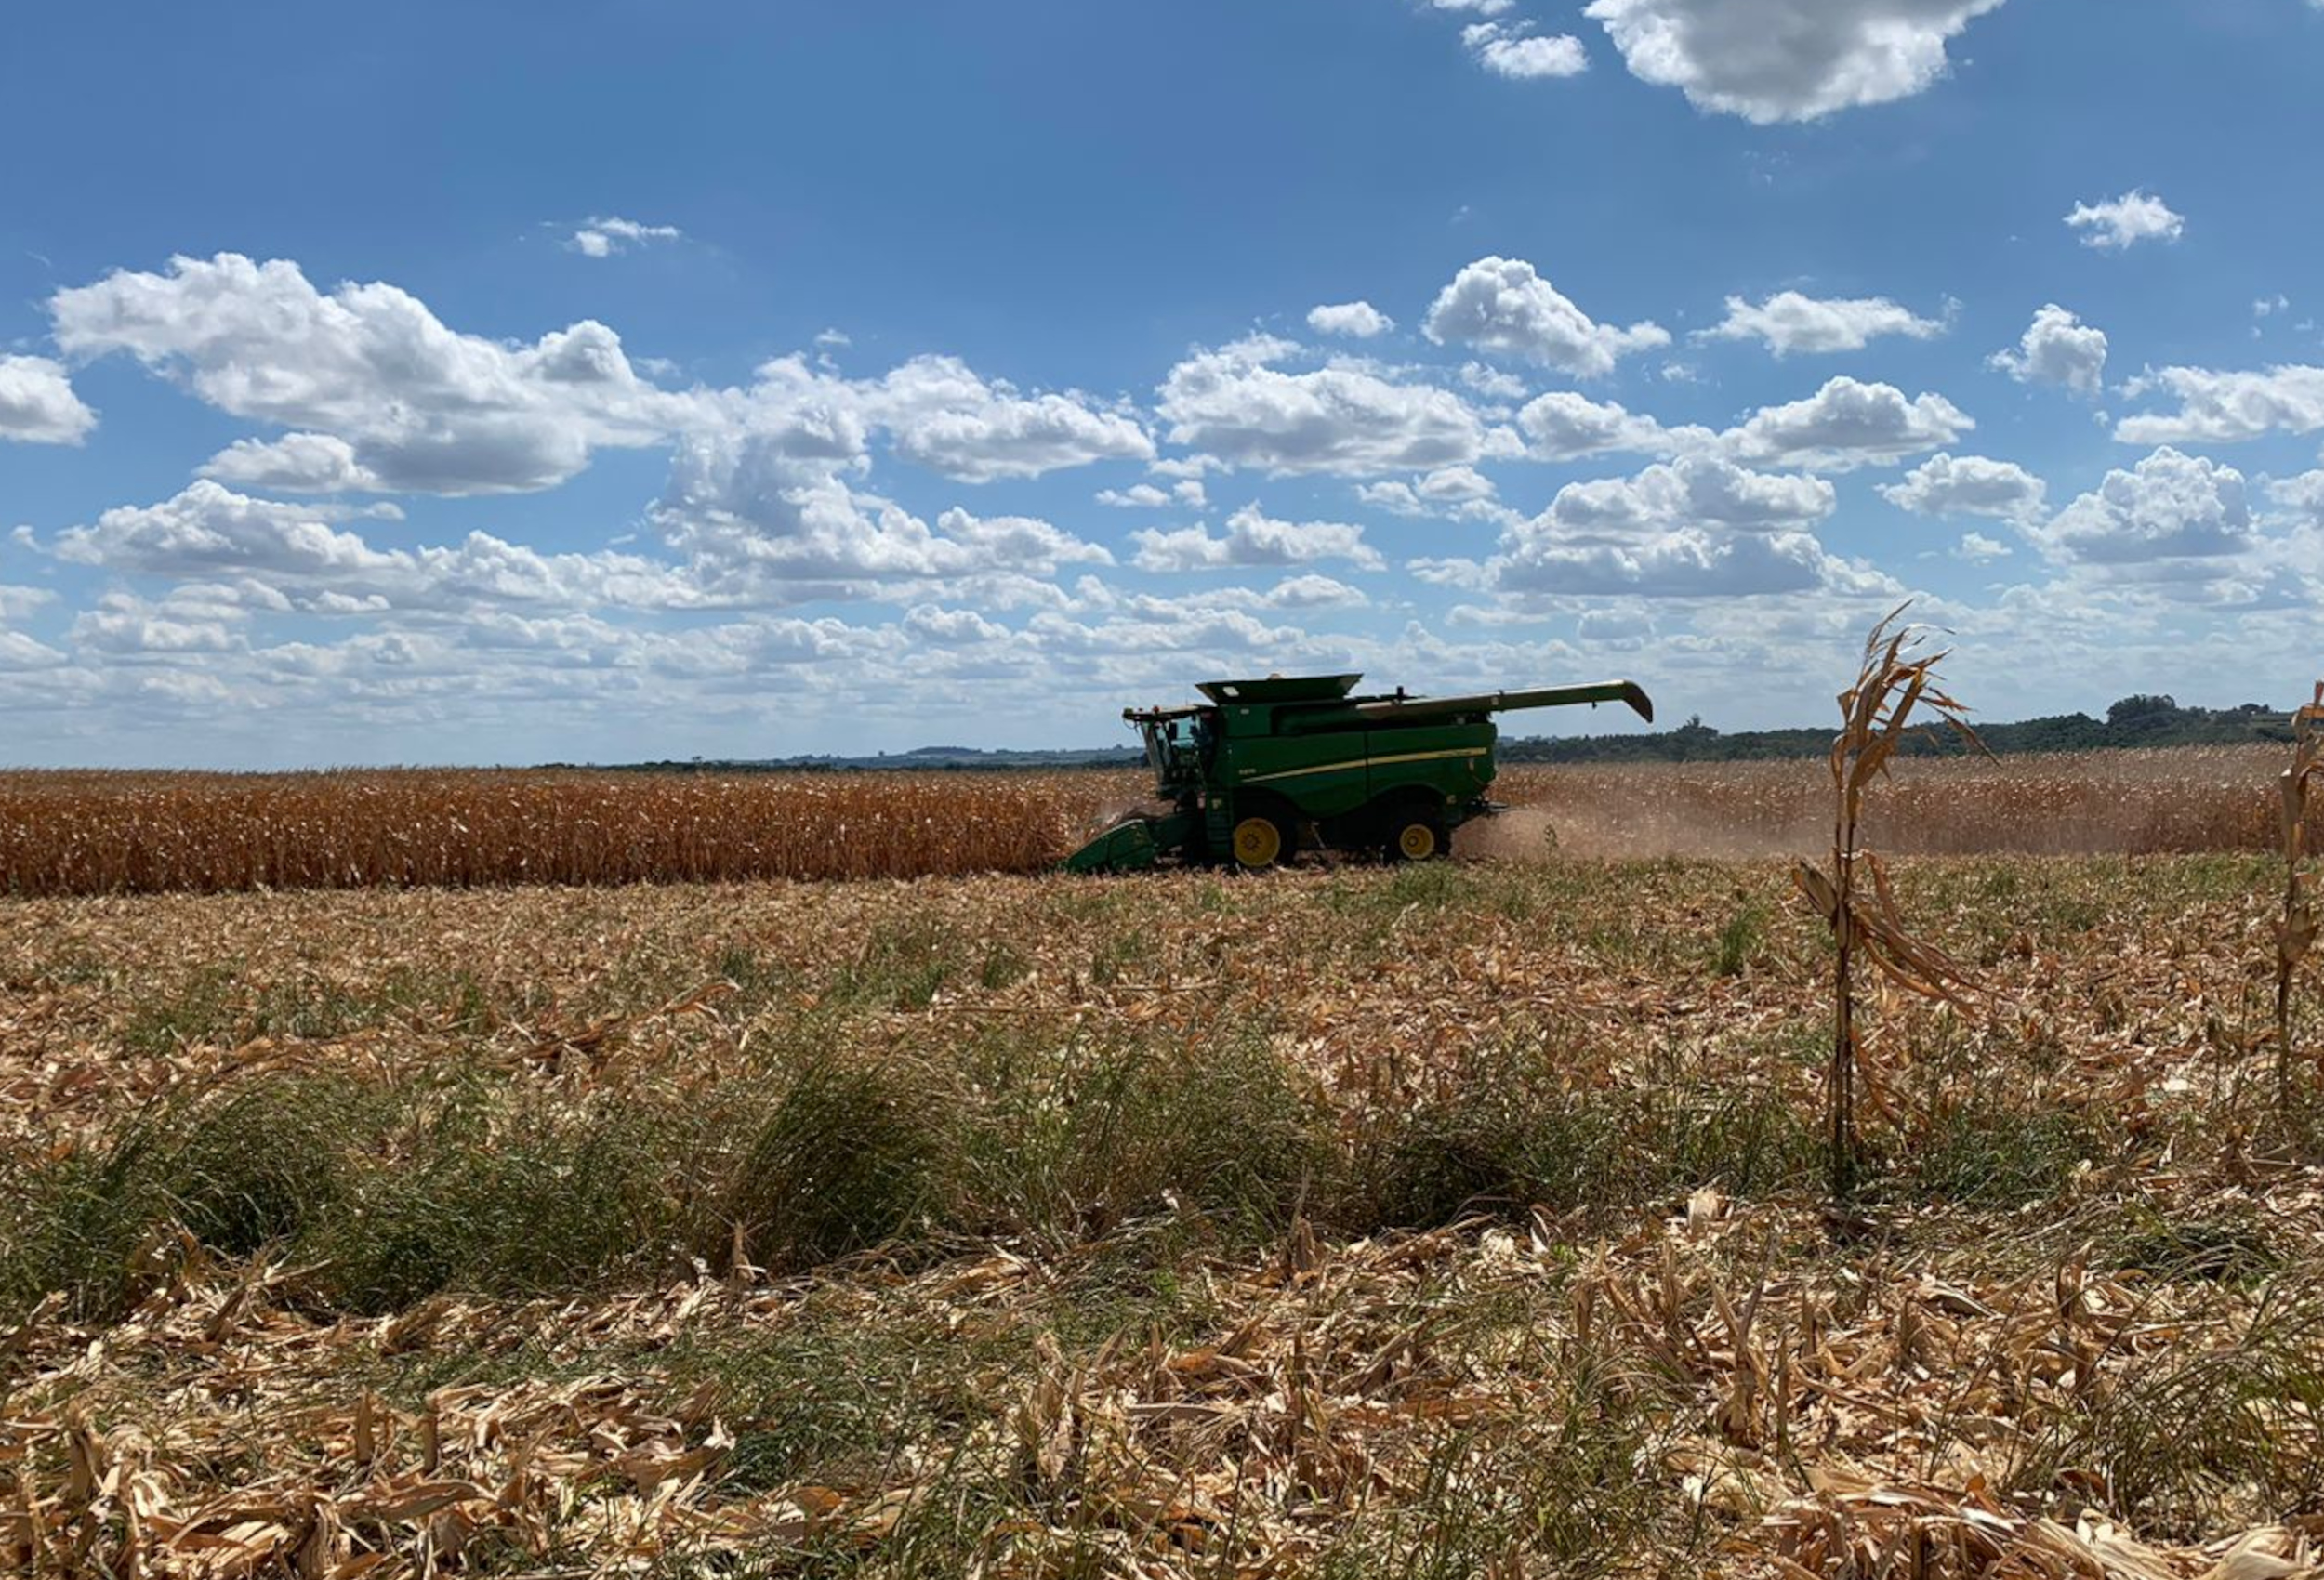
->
[1,0,2320,766]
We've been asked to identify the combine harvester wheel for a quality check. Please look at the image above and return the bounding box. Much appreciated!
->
[1232,814,1288,869]
[1392,818,1443,862]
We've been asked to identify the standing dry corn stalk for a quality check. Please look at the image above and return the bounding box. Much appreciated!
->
[2276,682,2324,1091]
[1792,604,1987,1205]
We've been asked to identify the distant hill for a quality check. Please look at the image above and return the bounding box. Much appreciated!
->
[579,695,2301,774]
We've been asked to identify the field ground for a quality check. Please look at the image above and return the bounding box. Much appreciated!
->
[7,832,2324,1576]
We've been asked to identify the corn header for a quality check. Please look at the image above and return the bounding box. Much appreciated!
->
[1065,673,1654,872]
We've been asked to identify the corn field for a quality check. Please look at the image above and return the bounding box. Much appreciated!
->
[0,748,2292,896]
[0,770,1125,895]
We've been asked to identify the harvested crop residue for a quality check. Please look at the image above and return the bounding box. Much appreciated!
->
[5,853,2321,1575]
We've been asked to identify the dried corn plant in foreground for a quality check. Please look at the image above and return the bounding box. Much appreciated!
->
[1793,605,1985,1205]
[2278,682,2324,1089]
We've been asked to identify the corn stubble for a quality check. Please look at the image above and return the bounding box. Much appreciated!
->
[5,855,2323,1576]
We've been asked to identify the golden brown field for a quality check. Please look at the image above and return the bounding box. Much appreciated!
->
[5,813,2323,1574]
[0,746,2291,895]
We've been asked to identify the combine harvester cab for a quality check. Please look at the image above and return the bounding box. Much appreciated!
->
[1066,673,1653,873]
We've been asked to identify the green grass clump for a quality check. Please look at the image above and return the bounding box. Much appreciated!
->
[1314,1376,1674,1578]
[0,1073,688,1322]
[831,918,962,1009]
[1,1025,1335,1324]
[2022,1289,2324,1540]
[1348,1032,1818,1230]
[0,1122,176,1323]
[668,1304,1009,1494]
[323,1099,684,1313]
[120,964,243,1054]
[953,1025,1330,1244]
[163,1075,395,1257]
[720,1051,944,1273]
[2107,1205,2278,1284]
[1710,898,1768,977]
[1899,1095,2104,1207]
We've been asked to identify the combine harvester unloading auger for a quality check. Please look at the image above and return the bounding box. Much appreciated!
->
[1065,673,1654,873]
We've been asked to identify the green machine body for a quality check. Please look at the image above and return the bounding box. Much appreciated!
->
[1064,673,1654,872]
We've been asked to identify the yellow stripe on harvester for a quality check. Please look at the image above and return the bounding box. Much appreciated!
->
[1238,746,1488,784]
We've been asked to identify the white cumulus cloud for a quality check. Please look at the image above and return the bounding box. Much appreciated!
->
[1500,529,1853,596]
[1489,451,1872,597]
[568,217,682,257]
[52,253,1153,505]
[2065,190,2185,251]
[1514,390,1688,459]
[1129,504,1385,573]
[2114,364,2324,445]
[1723,375,1973,469]
[51,254,700,494]
[2269,469,2324,524]
[0,629,67,669]
[1095,483,1171,509]
[0,585,56,621]
[1459,362,1528,401]
[1534,453,1835,539]
[1463,24,1590,77]
[1879,454,2046,520]
[1422,256,1668,376]
[1699,291,1947,356]
[1987,304,2108,396]
[201,432,386,493]
[1489,454,1862,601]
[649,420,1112,604]
[863,355,1153,481]
[1357,466,1501,518]
[1306,301,1395,338]
[54,481,693,612]
[1156,335,1505,475]
[2033,448,2252,565]
[0,355,97,444]
[1260,573,1370,609]
[1582,0,2009,124]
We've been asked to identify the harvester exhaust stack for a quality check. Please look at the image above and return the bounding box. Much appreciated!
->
[1065,672,1654,873]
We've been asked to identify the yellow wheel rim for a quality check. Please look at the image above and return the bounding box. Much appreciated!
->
[1233,816,1283,868]
[1397,823,1437,861]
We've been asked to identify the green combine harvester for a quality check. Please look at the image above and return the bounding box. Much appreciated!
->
[1065,673,1654,873]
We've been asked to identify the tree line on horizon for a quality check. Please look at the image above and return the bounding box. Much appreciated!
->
[1502,693,2303,765]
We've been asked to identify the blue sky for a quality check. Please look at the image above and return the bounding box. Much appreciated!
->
[3,0,2321,767]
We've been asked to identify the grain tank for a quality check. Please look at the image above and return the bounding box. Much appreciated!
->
[1064,673,1654,872]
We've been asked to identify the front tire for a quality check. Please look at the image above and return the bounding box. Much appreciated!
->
[1231,814,1290,870]
[1390,816,1446,862]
